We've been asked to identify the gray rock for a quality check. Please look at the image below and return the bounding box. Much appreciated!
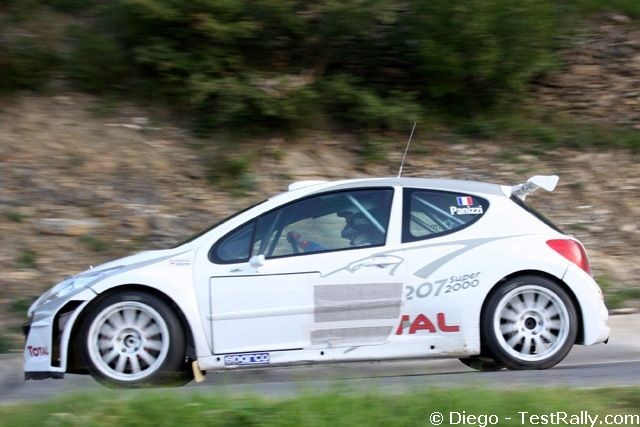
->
[34,218,102,236]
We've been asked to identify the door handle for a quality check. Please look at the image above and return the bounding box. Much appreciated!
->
[229,268,243,273]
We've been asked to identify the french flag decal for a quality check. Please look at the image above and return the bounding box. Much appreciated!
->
[457,196,474,206]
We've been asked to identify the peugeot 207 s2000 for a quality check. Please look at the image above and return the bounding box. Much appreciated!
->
[24,175,609,386]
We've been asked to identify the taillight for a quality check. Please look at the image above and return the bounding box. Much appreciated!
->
[547,239,591,275]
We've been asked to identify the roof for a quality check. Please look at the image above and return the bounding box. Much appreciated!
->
[289,177,507,197]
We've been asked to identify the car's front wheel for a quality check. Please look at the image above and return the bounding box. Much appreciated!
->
[80,291,190,387]
[483,275,578,370]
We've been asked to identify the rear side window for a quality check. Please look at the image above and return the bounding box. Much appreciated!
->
[402,189,489,242]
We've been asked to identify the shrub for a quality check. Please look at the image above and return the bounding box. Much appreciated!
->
[0,38,58,93]
[55,0,558,130]
[2,210,25,223]
[16,249,37,269]
[2,0,562,130]
[207,154,256,196]
[0,335,10,354]
[319,74,423,131]
[80,236,110,253]
[402,0,558,113]
[64,26,132,93]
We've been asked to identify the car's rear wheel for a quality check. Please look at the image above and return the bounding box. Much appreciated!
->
[483,275,577,370]
[80,291,190,387]
[459,355,505,371]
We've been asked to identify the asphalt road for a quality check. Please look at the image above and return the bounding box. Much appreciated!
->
[1,314,638,405]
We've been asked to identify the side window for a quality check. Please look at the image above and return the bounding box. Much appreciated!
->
[403,189,488,242]
[254,188,393,258]
[211,221,255,263]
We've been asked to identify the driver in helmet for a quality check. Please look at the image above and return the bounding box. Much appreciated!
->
[338,210,383,247]
[286,206,385,253]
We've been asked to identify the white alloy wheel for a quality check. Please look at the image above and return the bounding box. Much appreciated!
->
[483,276,577,370]
[493,285,570,362]
[87,301,171,382]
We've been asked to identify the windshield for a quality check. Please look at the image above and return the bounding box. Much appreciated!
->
[170,199,268,248]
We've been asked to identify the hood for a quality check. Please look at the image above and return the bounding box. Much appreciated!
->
[73,248,180,279]
[28,248,194,317]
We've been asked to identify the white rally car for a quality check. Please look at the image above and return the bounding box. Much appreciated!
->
[23,176,610,386]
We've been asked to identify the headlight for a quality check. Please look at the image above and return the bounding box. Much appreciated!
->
[28,266,124,316]
[50,276,94,299]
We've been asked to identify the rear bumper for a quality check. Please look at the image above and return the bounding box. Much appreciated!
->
[562,264,610,345]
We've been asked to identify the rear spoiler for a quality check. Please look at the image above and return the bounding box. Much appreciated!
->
[511,175,559,201]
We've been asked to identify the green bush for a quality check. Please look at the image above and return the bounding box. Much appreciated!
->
[598,275,640,310]
[9,0,634,137]
[207,154,256,196]
[50,0,559,131]
[480,110,640,151]
[190,76,318,133]
[2,210,25,223]
[0,38,58,93]
[10,297,36,315]
[320,74,422,131]
[64,26,132,93]
[80,236,111,253]
[563,0,640,18]
[0,334,10,354]
[404,0,557,113]
[16,249,37,269]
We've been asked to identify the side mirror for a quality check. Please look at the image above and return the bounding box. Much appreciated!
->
[249,254,266,270]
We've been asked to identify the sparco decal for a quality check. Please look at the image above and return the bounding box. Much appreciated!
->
[224,352,270,366]
[396,313,460,334]
[27,346,49,358]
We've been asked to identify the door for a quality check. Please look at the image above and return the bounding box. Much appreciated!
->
[207,187,406,354]
[399,188,491,339]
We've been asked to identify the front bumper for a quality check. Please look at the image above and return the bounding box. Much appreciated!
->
[23,289,95,379]
[22,322,30,337]
[24,371,64,380]
[22,320,63,380]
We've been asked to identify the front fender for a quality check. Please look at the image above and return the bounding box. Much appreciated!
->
[89,269,211,359]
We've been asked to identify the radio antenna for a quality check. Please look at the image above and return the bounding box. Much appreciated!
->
[397,121,416,178]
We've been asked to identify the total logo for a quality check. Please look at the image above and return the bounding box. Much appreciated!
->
[396,313,460,335]
[224,352,270,366]
[27,345,49,358]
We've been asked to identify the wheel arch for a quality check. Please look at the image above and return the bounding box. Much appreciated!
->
[67,284,197,373]
[480,270,584,347]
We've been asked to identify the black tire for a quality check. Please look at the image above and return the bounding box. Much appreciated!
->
[482,275,578,370]
[459,355,505,371]
[79,291,191,387]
